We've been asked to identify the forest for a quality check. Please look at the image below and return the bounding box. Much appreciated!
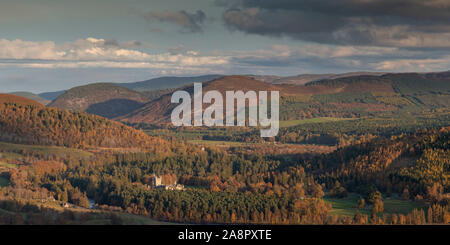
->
[0,82,448,225]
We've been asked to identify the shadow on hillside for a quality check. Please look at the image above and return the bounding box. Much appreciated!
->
[86,99,145,118]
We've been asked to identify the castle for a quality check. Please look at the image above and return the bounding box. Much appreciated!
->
[152,175,184,191]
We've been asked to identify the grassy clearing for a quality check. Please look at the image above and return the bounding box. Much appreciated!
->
[324,193,426,218]
[188,139,304,146]
[0,161,17,169]
[0,152,24,161]
[325,193,369,217]
[383,197,426,214]
[0,177,9,187]
[113,212,175,225]
[280,117,357,128]
[188,140,247,147]
[188,139,298,147]
[0,141,93,159]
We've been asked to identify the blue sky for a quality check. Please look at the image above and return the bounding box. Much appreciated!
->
[1,0,450,93]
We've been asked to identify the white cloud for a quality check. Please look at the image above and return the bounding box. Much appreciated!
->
[0,37,448,74]
[0,38,230,70]
[374,57,450,71]
[0,39,61,60]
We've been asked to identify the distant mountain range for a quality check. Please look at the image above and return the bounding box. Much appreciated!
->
[116,74,397,124]
[8,71,450,124]
[269,72,387,85]
[117,74,223,92]
[118,72,450,124]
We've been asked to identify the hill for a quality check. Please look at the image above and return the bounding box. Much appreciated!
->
[248,75,282,83]
[0,93,44,108]
[119,72,450,124]
[117,75,284,124]
[9,92,51,105]
[0,101,170,152]
[118,75,223,92]
[39,90,66,101]
[116,74,400,124]
[49,83,149,118]
[316,126,450,198]
[272,72,386,85]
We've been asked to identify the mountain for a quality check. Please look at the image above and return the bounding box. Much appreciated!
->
[116,75,389,124]
[49,83,150,119]
[117,72,450,124]
[0,94,170,151]
[9,91,51,105]
[307,72,450,94]
[39,90,66,101]
[271,72,386,85]
[118,75,223,92]
[116,76,267,124]
[248,75,282,83]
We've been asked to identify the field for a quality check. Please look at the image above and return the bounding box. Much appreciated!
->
[188,139,336,155]
[0,152,23,160]
[73,211,175,225]
[324,193,427,217]
[0,142,93,159]
[188,139,248,147]
[279,117,357,128]
[0,161,17,169]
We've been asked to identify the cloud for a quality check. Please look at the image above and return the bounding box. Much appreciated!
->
[0,38,228,71]
[218,0,450,48]
[144,10,206,33]
[0,39,63,60]
[0,37,448,75]
[374,57,450,71]
[0,38,151,61]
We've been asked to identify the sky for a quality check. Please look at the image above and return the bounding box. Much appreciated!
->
[1,0,450,93]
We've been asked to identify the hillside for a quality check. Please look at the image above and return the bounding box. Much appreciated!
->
[316,126,450,198]
[0,100,169,152]
[272,72,386,85]
[248,75,282,83]
[116,74,402,124]
[118,75,223,92]
[49,83,149,118]
[118,72,450,124]
[0,93,44,108]
[39,90,66,101]
[117,75,286,124]
[9,92,51,105]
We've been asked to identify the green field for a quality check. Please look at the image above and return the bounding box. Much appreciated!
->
[280,117,357,128]
[0,161,17,169]
[187,139,304,147]
[0,142,93,159]
[108,212,175,225]
[188,139,247,147]
[81,213,174,225]
[324,193,426,217]
[0,152,23,161]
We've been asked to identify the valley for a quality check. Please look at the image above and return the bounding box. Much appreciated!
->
[0,72,449,225]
